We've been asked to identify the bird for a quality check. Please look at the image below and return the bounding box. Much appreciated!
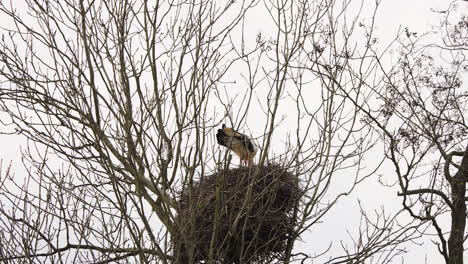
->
[216,124,257,166]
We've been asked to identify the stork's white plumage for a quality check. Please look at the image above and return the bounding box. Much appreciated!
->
[216,124,257,166]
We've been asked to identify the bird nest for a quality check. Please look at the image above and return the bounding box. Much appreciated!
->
[172,164,303,263]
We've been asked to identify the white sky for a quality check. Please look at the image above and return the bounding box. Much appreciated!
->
[0,0,467,263]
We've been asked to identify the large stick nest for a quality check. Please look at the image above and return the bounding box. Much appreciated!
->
[173,164,303,263]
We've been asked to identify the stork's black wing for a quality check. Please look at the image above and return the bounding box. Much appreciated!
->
[236,134,255,153]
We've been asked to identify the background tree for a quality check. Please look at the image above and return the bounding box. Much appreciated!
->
[0,0,419,263]
[335,3,468,263]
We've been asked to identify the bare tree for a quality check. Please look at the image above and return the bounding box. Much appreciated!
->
[332,3,468,263]
[0,0,420,263]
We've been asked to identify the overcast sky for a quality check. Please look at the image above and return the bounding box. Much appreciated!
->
[0,0,467,263]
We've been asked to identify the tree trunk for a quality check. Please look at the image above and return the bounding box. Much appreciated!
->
[448,177,466,264]
[448,144,468,264]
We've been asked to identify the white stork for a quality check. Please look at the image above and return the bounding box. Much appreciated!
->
[216,124,257,166]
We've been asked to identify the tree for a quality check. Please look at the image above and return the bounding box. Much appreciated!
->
[0,0,418,263]
[335,4,468,263]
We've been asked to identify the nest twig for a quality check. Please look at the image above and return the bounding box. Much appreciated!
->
[173,164,302,263]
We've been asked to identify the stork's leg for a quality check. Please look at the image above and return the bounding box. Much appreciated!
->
[241,158,248,167]
[240,156,247,167]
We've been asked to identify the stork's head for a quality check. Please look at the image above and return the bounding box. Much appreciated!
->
[216,124,231,146]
